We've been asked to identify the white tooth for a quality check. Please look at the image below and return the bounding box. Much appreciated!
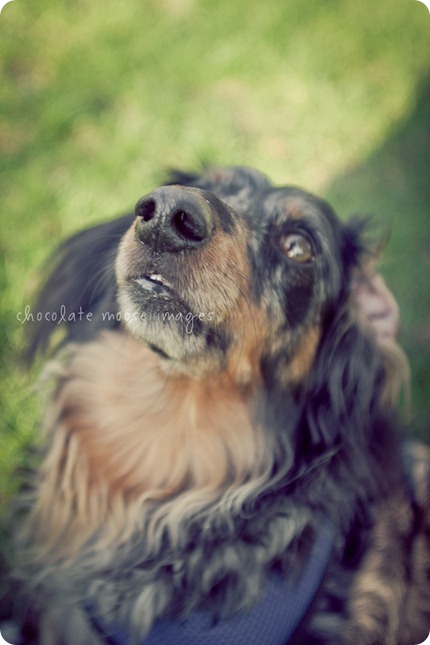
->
[148,274,173,289]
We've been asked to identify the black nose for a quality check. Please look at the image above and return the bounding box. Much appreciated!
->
[135,186,214,252]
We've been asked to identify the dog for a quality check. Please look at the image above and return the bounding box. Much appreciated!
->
[8,166,430,644]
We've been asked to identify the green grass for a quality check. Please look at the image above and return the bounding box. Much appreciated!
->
[1,0,429,504]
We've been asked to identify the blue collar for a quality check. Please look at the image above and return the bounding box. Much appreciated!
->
[86,521,334,645]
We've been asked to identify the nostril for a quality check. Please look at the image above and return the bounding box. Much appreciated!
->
[136,199,157,222]
[172,209,207,242]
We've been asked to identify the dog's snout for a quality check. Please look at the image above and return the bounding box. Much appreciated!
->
[135,187,214,252]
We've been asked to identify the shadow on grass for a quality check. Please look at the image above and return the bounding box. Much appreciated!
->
[326,79,430,443]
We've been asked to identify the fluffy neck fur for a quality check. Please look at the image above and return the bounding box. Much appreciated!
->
[26,331,279,557]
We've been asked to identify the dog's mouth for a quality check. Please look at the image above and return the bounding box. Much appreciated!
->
[133,273,175,296]
[120,267,219,363]
[127,269,194,317]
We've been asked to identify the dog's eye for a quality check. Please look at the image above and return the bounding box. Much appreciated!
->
[282,233,314,263]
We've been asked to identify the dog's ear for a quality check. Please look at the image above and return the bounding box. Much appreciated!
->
[24,213,134,362]
[301,292,409,496]
[351,268,400,345]
[301,216,406,454]
[303,304,385,449]
[340,216,375,276]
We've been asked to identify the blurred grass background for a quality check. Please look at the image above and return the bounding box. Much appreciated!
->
[0,0,429,507]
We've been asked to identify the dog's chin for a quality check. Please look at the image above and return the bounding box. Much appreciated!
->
[117,285,210,365]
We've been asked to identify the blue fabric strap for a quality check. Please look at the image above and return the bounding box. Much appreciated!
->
[87,520,334,645]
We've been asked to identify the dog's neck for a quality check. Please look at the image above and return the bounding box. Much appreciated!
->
[52,331,271,501]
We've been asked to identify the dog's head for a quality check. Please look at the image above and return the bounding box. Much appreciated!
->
[27,166,404,456]
[114,167,366,382]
